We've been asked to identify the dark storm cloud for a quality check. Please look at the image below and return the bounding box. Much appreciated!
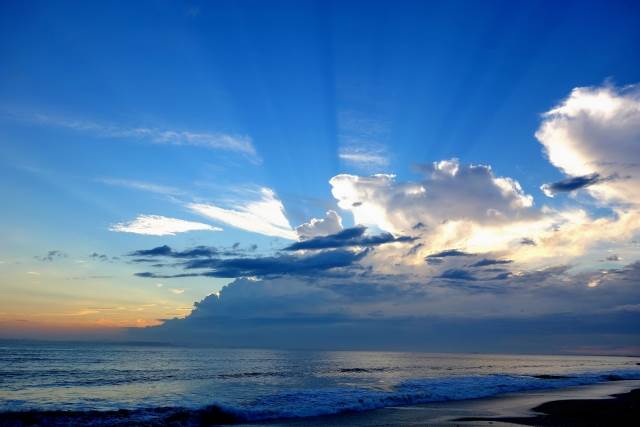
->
[128,262,640,353]
[470,258,513,268]
[129,245,219,258]
[284,226,415,251]
[134,249,369,279]
[540,173,602,197]
[128,244,256,260]
[437,269,477,281]
[520,238,537,246]
[425,249,472,264]
[427,249,472,258]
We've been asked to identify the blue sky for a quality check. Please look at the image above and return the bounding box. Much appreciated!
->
[1,0,639,352]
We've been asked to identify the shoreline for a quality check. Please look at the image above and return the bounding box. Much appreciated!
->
[458,388,640,426]
[254,380,640,426]
[1,380,639,426]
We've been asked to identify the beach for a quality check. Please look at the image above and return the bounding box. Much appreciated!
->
[254,380,640,426]
[1,381,639,426]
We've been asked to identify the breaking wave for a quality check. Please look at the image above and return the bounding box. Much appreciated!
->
[2,369,639,425]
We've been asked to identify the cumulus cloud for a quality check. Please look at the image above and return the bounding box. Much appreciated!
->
[132,262,640,351]
[330,159,535,236]
[110,214,221,236]
[285,226,414,251]
[125,83,640,353]
[326,159,556,267]
[188,187,296,240]
[536,83,640,205]
[295,210,343,239]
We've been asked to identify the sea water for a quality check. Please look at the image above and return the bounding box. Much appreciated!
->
[1,342,639,421]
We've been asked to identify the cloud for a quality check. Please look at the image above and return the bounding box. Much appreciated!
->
[285,226,414,251]
[425,249,472,265]
[337,111,390,169]
[437,269,477,281]
[170,288,185,295]
[14,112,260,162]
[131,262,640,352]
[536,83,640,205]
[87,252,120,262]
[119,83,640,353]
[296,210,343,239]
[470,258,513,268]
[110,215,221,236]
[34,250,67,262]
[133,248,369,279]
[540,173,604,197]
[98,178,183,196]
[188,187,296,240]
[426,249,472,258]
[520,238,537,246]
[338,148,388,168]
[129,245,219,259]
[330,158,535,236]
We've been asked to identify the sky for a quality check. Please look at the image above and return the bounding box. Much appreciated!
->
[1,0,639,354]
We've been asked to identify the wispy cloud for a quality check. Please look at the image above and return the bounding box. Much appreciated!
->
[188,187,297,240]
[338,147,389,168]
[34,250,68,262]
[10,111,260,162]
[110,214,221,236]
[98,178,184,196]
[338,111,390,169]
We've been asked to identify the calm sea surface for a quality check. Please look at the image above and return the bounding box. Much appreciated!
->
[1,342,639,420]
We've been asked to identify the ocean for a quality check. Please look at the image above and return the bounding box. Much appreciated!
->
[1,342,639,423]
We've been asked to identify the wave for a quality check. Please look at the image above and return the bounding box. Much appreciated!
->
[2,369,639,425]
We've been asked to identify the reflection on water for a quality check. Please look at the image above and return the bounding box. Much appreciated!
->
[1,342,639,418]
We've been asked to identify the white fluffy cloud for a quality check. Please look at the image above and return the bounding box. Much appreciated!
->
[110,215,221,236]
[330,159,535,236]
[536,84,640,205]
[295,210,343,239]
[189,187,296,240]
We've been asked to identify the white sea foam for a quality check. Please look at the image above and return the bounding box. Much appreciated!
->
[222,369,640,420]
